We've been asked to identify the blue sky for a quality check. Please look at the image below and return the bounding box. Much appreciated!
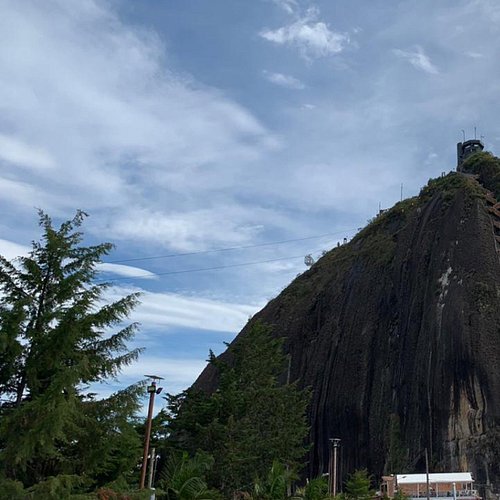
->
[1,0,500,410]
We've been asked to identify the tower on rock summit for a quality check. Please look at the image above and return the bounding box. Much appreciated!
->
[457,139,484,170]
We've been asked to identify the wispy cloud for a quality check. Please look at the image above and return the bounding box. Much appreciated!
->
[0,238,157,280]
[97,204,293,252]
[0,134,55,170]
[0,239,30,260]
[120,356,207,388]
[105,285,259,333]
[94,356,208,410]
[270,0,299,15]
[0,0,277,249]
[464,51,484,59]
[262,70,305,89]
[393,46,439,74]
[260,8,349,59]
[97,263,157,280]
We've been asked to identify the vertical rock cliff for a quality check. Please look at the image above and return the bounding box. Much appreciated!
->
[194,153,500,496]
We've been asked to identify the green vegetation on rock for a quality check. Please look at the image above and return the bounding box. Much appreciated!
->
[461,151,500,199]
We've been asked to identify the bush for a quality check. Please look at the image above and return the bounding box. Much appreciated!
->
[25,475,90,499]
[0,477,26,500]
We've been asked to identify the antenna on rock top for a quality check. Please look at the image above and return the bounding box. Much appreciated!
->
[461,129,465,142]
[304,254,315,267]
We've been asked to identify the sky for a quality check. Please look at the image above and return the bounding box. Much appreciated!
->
[1,0,500,411]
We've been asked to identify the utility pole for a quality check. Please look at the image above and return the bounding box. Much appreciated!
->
[328,438,341,497]
[140,375,164,490]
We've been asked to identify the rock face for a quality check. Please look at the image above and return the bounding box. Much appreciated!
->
[195,157,500,496]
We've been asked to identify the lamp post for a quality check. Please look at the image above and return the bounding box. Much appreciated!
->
[425,448,430,500]
[328,438,341,497]
[140,375,164,490]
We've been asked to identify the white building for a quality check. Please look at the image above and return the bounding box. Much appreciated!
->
[381,472,479,500]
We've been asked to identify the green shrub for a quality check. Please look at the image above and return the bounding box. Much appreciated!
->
[461,152,500,199]
[26,474,90,499]
[0,477,26,500]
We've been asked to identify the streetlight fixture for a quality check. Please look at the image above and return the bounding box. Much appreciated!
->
[140,375,164,490]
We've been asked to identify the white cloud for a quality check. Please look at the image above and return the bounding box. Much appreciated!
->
[393,46,439,74]
[99,204,293,252]
[0,0,277,247]
[270,0,299,15]
[464,51,484,59]
[262,70,305,89]
[105,285,259,333]
[256,259,303,273]
[120,357,207,386]
[0,239,30,260]
[0,177,48,209]
[0,240,158,279]
[97,263,157,280]
[92,356,208,410]
[0,134,55,169]
[260,8,348,59]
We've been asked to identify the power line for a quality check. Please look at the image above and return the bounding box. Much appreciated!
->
[98,253,308,282]
[105,228,358,264]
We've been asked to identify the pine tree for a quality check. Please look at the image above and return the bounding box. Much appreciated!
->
[344,470,373,500]
[165,321,310,496]
[0,210,142,485]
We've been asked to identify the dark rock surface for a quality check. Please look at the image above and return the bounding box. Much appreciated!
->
[194,157,500,496]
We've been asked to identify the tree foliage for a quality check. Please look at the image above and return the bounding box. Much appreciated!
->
[165,321,310,496]
[159,451,221,500]
[344,470,373,500]
[252,460,297,500]
[0,211,143,486]
[294,477,329,500]
[461,151,500,199]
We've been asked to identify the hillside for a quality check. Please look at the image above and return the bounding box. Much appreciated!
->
[194,153,500,496]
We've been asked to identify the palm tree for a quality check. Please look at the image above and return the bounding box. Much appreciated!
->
[159,451,221,500]
[252,461,297,500]
[294,477,330,500]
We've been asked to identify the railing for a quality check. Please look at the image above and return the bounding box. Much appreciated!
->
[408,491,478,498]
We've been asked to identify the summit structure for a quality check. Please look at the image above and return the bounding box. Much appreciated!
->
[457,139,484,170]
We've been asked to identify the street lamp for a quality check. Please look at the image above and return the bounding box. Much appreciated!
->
[140,375,164,490]
[328,438,341,497]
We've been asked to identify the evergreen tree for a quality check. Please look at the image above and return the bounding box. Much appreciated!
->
[165,321,310,496]
[0,210,143,485]
[344,470,373,500]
